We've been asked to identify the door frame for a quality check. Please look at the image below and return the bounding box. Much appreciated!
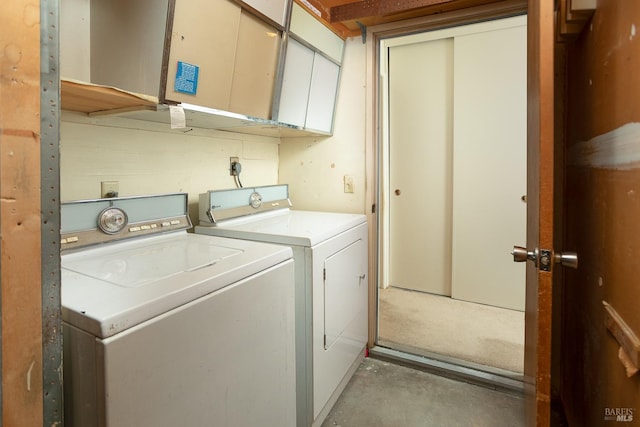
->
[525,0,564,424]
[365,0,529,344]
[366,0,561,424]
[362,0,549,400]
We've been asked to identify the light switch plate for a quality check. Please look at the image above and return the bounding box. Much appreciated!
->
[344,175,354,193]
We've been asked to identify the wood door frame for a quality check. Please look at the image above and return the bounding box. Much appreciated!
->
[526,0,564,425]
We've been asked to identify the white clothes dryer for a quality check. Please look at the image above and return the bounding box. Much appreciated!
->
[61,193,296,427]
[196,185,368,427]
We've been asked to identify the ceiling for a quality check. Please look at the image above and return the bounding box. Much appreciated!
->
[301,0,517,38]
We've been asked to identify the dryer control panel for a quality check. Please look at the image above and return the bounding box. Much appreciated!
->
[199,184,291,225]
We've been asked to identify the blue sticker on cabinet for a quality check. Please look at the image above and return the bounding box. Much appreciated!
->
[174,61,199,95]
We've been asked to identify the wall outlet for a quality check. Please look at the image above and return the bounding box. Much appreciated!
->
[101,181,119,198]
[344,175,354,193]
[230,157,240,176]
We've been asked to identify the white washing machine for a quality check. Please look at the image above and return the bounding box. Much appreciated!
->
[196,185,368,427]
[61,193,296,427]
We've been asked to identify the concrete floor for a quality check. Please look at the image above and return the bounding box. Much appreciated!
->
[321,357,524,427]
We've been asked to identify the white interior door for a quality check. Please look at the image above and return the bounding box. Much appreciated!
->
[384,15,527,309]
[451,19,527,310]
[387,37,454,296]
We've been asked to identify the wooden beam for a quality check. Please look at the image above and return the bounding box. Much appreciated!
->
[1,0,44,425]
[330,0,460,22]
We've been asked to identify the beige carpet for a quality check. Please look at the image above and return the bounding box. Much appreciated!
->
[378,286,524,373]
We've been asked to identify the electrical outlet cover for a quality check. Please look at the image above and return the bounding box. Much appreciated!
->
[101,181,119,198]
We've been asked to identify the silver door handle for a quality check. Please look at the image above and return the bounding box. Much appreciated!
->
[554,252,578,269]
[511,246,578,270]
[511,246,537,263]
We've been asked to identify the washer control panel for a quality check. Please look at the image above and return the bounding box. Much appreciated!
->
[61,193,191,251]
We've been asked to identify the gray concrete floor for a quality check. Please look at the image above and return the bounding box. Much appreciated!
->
[321,357,524,427]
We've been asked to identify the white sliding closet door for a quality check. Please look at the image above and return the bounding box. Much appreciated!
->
[450,19,527,310]
[387,38,454,296]
[384,16,526,310]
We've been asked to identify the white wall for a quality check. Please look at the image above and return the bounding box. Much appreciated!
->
[60,112,280,222]
[279,37,367,214]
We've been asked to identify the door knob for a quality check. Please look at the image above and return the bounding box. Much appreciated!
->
[511,246,578,270]
[554,251,578,269]
[511,246,537,263]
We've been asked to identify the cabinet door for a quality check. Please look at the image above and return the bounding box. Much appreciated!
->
[165,0,241,109]
[305,54,340,133]
[90,0,169,96]
[229,11,280,119]
[277,39,314,127]
[241,0,289,27]
[290,2,344,63]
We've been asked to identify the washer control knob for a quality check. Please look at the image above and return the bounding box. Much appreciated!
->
[97,207,128,235]
[250,192,263,209]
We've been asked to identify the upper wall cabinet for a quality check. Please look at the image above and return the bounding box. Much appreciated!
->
[88,0,282,120]
[289,2,344,64]
[276,3,345,134]
[278,39,340,133]
[163,1,281,119]
[61,0,347,137]
[240,0,290,27]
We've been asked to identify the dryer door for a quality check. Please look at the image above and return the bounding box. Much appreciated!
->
[324,239,367,350]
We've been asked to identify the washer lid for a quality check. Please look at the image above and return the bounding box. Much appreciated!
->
[63,236,241,288]
[62,233,292,338]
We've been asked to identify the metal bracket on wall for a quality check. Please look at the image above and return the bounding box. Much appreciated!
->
[356,21,366,43]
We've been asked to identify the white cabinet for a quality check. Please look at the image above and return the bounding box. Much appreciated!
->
[306,53,340,132]
[241,0,290,27]
[279,39,340,133]
[277,3,344,134]
[277,39,314,127]
[289,2,343,62]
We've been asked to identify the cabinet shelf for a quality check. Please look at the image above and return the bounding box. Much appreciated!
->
[61,79,327,138]
[61,79,158,115]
